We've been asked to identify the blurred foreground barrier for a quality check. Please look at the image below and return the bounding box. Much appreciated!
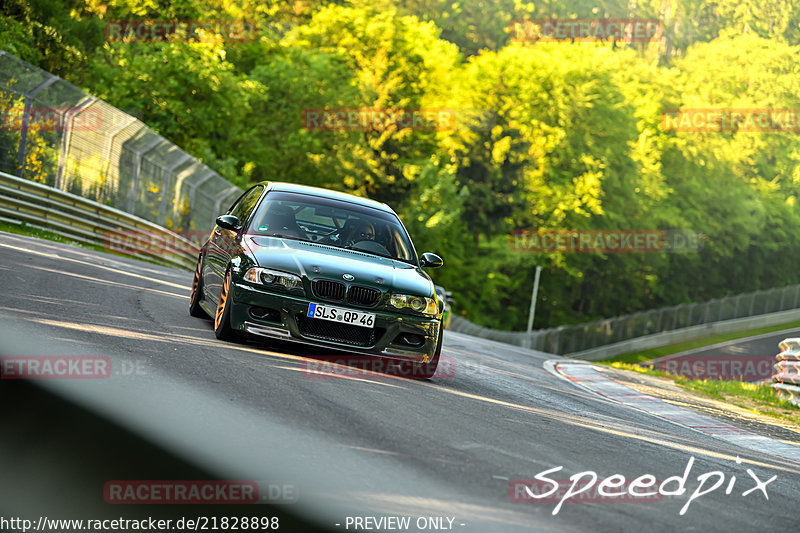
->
[773,338,800,406]
[0,170,198,269]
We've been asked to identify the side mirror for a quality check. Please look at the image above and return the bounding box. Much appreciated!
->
[420,252,443,268]
[216,215,242,231]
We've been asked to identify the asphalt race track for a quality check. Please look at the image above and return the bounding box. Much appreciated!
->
[677,329,800,360]
[648,328,800,381]
[2,231,800,532]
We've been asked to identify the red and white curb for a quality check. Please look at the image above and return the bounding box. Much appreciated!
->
[544,360,800,464]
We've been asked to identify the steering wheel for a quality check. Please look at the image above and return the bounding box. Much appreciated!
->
[349,239,391,256]
[319,227,345,244]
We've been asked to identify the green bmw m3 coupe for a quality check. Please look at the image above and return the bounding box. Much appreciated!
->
[189,182,445,378]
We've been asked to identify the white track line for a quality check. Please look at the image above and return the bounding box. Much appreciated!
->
[544,359,800,464]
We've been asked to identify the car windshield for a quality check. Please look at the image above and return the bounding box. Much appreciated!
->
[249,191,417,264]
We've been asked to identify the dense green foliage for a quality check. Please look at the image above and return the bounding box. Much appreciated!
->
[4,0,800,330]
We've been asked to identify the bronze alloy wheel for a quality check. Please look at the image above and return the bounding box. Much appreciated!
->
[214,271,229,330]
[188,258,207,318]
[214,269,237,340]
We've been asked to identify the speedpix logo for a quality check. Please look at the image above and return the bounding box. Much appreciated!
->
[510,456,776,515]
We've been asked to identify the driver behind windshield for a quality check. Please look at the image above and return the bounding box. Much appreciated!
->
[250,192,414,263]
[343,220,375,247]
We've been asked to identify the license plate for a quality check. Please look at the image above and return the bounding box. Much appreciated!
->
[307,303,375,328]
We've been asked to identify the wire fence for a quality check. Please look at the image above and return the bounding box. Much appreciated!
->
[451,284,800,355]
[0,50,242,235]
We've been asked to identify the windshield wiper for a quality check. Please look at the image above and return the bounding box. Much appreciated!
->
[342,245,404,262]
[265,233,311,243]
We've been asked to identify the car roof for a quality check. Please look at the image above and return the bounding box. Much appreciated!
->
[261,182,394,213]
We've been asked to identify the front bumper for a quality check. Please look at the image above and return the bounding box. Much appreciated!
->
[229,282,440,363]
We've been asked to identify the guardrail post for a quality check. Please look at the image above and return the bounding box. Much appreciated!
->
[578,324,588,351]
[186,170,216,223]
[553,325,567,355]
[768,288,779,313]
[16,77,58,177]
[157,152,192,224]
[15,97,32,174]
[56,96,97,191]
[128,136,164,213]
[172,164,206,227]
[103,113,138,195]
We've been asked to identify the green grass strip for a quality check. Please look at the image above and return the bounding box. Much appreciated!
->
[606,362,800,426]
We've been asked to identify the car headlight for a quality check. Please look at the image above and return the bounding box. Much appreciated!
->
[389,294,438,316]
[244,267,303,292]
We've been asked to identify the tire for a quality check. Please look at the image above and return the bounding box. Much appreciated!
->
[189,257,208,318]
[408,322,444,380]
[214,268,238,341]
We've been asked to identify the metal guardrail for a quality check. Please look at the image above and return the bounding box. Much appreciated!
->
[449,315,529,345]
[451,283,800,355]
[773,338,800,406]
[0,170,199,270]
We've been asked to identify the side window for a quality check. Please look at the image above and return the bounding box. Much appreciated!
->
[227,186,263,225]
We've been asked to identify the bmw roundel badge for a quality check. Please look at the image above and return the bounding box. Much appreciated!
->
[343,273,355,281]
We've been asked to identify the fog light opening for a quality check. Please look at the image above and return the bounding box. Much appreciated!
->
[395,333,425,347]
[249,307,281,322]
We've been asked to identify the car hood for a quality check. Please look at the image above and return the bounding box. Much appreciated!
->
[245,236,434,296]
